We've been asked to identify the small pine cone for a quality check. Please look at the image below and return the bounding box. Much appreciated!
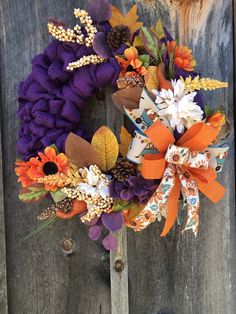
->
[111,159,136,182]
[55,198,73,213]
[107,25,131,50]
[117,75,145,89]
[37,198,73,221]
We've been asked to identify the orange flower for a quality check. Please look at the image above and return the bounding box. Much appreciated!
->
[207,111,226,133]
[15,161,34,187]
[168,41,196,72]
[116,46,147,77]
[16,147,69,191]
[28,147,69,191]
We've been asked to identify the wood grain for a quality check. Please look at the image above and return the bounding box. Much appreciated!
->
[0,0,235,313]
[0,1,111,313]
[127,0,236,313]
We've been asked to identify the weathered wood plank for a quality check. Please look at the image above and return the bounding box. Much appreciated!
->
[105,87,129,314]
[110,227,129,314]
[0,1,112,313]
[0,5,9,311]
[126,1,236,313]
[1,0,236,314]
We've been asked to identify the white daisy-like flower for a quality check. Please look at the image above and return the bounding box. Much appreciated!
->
[77,165,110,199]
[152,79,204,133]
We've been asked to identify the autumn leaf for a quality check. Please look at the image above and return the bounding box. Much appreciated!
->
[109,4,143,35]
[150,19,166,40]
[141,26,160,63]
[111,86,142,113]
[19,184,48,203]
[144,66,159,91]
[91,126,119,172]
[113,200,132,212]
[50,189,67,203]
[119,126,132,158]
[133,31,144,47]
[124,202,145,221]
[138,55,150,68]
[65,133,101,169]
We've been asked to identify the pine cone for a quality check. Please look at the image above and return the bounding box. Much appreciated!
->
[107,25,131,50]
[117,75,145,89]
[111,159,136,182]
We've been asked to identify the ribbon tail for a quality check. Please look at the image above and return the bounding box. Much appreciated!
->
[195,178,226,203]
[126,165,176,231]
[177,168,200,236]
[160,176,180,237]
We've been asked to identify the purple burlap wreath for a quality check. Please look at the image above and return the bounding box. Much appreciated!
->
[17,40,121,160]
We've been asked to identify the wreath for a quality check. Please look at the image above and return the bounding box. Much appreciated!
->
[15,0,230,250]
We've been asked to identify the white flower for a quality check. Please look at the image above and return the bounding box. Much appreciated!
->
[152,79,204,133]
[77,165,110,200]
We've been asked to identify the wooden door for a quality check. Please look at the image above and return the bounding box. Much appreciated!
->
[0,0,235,313]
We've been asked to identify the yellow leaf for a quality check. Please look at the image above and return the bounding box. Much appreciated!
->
[91,126,119,172]
[144,66,159,91]
[150,19,166,40]
[133,31,144,47]
[119,126,132,158]
[109,4,143,35]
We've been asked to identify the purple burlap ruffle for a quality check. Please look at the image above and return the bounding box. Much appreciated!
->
[17,40,121,160]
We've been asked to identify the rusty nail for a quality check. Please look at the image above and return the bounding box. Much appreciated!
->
[114,259,124,272]
[61,238,74,254]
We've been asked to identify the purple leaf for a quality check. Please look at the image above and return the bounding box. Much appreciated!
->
[88,0,112,23]
[103,234,118,251]
[83,216,99,226]
[102,212,124,232]
[93,32,112,59]
[88,225,101,240]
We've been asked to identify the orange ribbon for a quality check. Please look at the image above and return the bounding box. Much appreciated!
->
[128,121,226,236]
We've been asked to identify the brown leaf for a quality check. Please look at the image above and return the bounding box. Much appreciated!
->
[65,133,101,169]
[111,86,142,113]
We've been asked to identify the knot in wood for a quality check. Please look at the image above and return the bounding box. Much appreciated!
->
[114,259,125,272]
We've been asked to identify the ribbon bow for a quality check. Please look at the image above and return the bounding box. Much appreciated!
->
[127,120,226,236]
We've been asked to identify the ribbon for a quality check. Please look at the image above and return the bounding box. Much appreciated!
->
[126,120,226,236]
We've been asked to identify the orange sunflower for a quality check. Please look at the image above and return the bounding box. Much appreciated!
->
[15,160,34,187]
[167,41,196,72]
[116,46,147,77]
[15,147,69,191]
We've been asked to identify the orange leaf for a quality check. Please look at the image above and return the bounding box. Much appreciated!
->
[119,126,132,158]
[65,133,101,169]
[109,4,143,35]
[91,126,119,172]
[144,66,159,91]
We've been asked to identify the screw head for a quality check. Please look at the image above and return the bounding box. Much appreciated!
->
[61,238,74,255]
[114,259,125,272]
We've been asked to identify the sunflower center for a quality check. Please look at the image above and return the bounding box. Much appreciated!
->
[43,162,58,175]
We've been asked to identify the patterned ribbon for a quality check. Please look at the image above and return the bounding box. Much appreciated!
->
[126,120,227,236]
